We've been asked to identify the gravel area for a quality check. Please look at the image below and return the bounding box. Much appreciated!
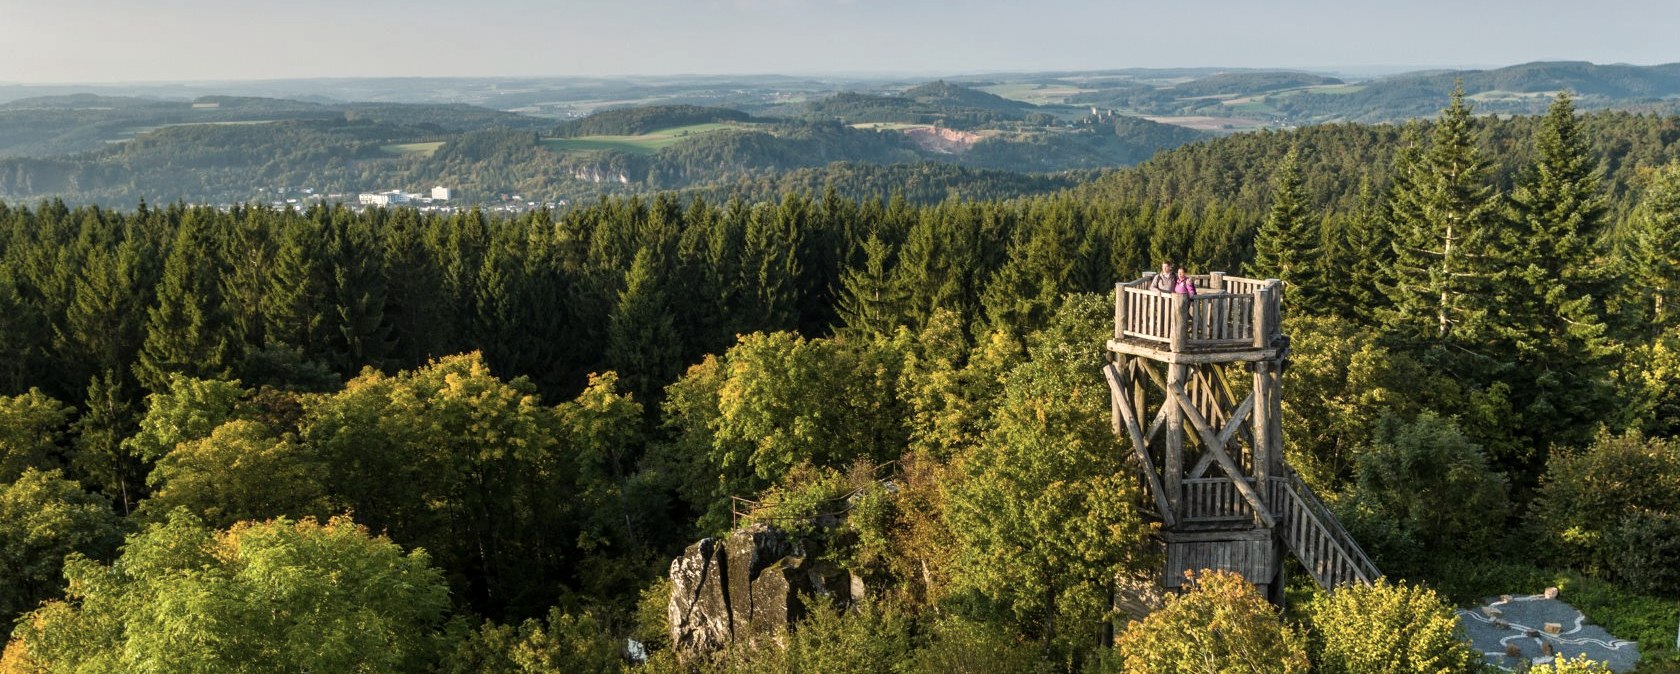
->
[1457,593,1641,672]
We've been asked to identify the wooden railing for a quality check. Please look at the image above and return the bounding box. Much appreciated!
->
[1182,477,1258,523]
[1114,272,1282,352]
[1153,472,1380,588]
[1272,470,1380,588]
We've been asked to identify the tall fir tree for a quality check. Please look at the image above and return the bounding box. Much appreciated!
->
[70,370,142,514]
[1634,160,1680,332]
[1498,92,1617,448]
[1253,147,1325,309]
[1322,175,1391,323]
[606,247,681,400]
[262,217,327,353]
[1378,85,1504,349]
[135,212,233,391]
[835,233,908,338]
[58,241,148,390]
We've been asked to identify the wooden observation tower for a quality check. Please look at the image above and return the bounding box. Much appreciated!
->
[1104,271,1378,602]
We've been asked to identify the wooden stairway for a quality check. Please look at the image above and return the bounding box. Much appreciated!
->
[1270,468,1380,589]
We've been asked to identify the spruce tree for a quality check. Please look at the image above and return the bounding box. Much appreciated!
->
[1499,92,1617,447]
[71,370,141,514]
[1378,86,1503,348]
[135,213,233,391]
[1324,175,1390,323]
[835,233,907,338]
[1253,147,1323,309]
[1634,160,1680,332]
[1502,92,1613,356]
[58,241,146,387]
[606,247,680,399]
[262,217,327,353]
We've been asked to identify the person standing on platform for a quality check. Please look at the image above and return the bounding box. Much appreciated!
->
[1174,266,1197,296]
[1153,261,1176,292]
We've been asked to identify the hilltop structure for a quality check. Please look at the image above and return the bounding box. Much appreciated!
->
[1104,271,1377,603]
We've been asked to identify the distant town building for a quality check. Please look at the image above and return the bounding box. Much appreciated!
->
[357,189,410,207]
[431,186,452,201]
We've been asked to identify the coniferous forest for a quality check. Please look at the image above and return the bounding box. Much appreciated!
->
[2,90,1680,673]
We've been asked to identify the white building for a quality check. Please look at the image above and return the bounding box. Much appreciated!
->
[431,186,452,201]
[358,189,410,207]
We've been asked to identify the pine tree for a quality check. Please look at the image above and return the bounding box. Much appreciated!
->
[135,213,233,391]
[1634,161,1680,331]
[1497,92,1617,448]
[835,233,907,338]
[606,247,680,399]
[1322,175,1390,322]
[1378,86,1503,348]
[262,217,327,353]
[1253,147,1323,309]
[70,370,141,514]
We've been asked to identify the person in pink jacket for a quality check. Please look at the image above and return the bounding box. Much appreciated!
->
[1173,267,1197,296]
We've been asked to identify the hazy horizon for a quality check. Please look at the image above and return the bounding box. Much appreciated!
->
[3,0,1677,84]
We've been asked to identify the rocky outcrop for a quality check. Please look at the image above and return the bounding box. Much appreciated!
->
[667,524,856,657]
[903,126,986,154]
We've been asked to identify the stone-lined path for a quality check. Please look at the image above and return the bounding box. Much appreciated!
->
[1457,593,1640,672]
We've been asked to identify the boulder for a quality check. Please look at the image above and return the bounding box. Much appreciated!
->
[668,524,856,657]
[668,537,731,654]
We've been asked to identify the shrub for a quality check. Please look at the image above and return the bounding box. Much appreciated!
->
[1351,412,1508,568]
[1530,431,1680,572]
[1303,578,1476,674]
[1529,655,1613,673]
[1113,570,1309,674]
[1605,509,1680,596]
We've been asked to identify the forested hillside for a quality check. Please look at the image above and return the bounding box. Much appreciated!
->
[2,90,1679,672]
[0,86,1202,206]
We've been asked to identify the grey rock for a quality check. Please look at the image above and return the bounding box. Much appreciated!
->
[667,523,856,657]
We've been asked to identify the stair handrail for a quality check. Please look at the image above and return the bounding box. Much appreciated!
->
[1275,466,1381,584]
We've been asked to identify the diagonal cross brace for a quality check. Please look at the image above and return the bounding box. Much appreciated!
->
[1188,392,1255,478]
[1104,363,1176,527]
[1169,386,1277,528]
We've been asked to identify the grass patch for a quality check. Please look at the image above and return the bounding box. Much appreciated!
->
[380,141,445,157]
[975,83,1092,105]
[540,122,745,155]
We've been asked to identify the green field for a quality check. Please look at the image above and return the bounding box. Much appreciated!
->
[112,119,281,141]
[847,122,934,131]
[976,83,1093,105]
[380,141,445,157]
[540,123,745,154]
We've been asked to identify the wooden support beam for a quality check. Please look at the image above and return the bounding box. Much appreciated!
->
[1186,392,1254,480]
[1169,386,1276,528]
[1104,364,1175,526]
[1164,363,1186,516]
[1253,361,1273,486]
[1114,282,1126,341]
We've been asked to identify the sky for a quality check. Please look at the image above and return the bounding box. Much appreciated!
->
[2,0,1677,83]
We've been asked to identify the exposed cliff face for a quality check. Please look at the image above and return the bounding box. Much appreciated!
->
[667,524,858,657]
[902,126,987,154]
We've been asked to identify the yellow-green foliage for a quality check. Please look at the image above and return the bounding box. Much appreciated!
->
[1304,578,1475,674]
[1114,570,1310,674]
[1529,655,1614,673]
[1531,431,1680,571]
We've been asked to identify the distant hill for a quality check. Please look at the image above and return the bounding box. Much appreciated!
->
[797,81,1045,129]
[0,96,546,158]
[1166,72,1343,98]
[900,80,1032,113]
[555,105,756,137]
